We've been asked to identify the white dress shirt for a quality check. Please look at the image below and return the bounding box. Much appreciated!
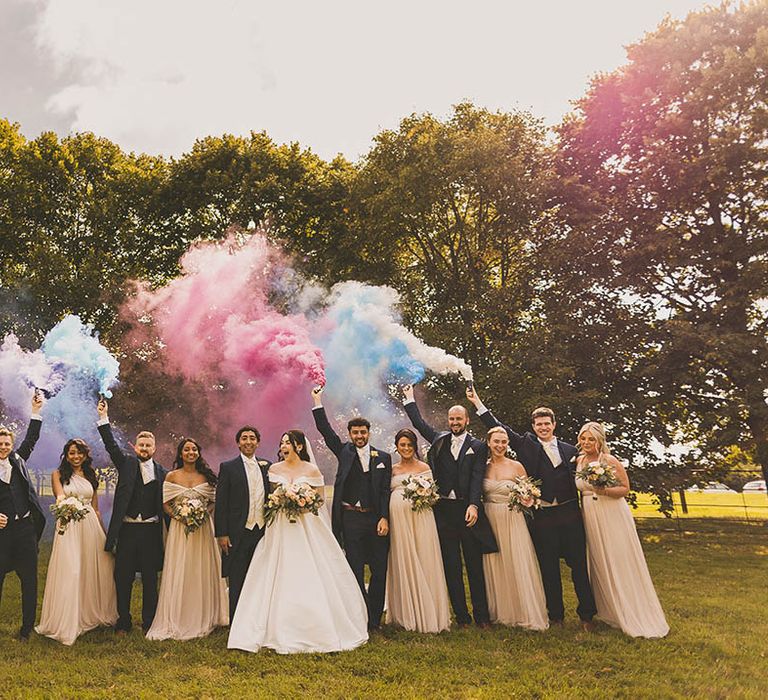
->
[356,444,371,473]
[540,438,562,467]
[242,454,265,530]
[0,457,11,485]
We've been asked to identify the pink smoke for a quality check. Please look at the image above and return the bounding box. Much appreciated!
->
[122,233,325,465]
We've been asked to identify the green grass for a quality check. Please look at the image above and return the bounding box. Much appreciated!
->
[633,491,768,521]
[0,519,766,699]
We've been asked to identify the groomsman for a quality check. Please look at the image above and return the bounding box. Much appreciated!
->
[311,386,391,630]
[0,393,46,641]
[214,426,271,621]
[466,387,597,630]
[97,398,169,634]
[402,385,497,628]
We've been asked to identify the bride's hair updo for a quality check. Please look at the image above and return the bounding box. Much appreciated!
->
[486,426,508,443]
[281,430,312,462]
[394,429,418,450]
[58,438,99,491]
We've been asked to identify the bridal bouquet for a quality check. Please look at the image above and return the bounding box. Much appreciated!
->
[401,473,440,512]
[50,495,90,535]
[506,475,542,516]
[172,496,209,536]
[575,458,620,499]
[264,483,324,525]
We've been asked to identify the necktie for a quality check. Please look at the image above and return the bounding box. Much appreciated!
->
[0,459,11,484]
[544,441,560,467]
[140,461,155,484]
[451,436,461,460]
[244,458,265,530]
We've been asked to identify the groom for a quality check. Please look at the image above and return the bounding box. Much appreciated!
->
[311,386,391,630]
[97,397,169,634]
[0,393,46,640]
[466,386,597,630]
[214,425,271,621]
[402,385,497,628]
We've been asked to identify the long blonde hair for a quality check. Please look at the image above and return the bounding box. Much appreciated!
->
[577,422,611,457]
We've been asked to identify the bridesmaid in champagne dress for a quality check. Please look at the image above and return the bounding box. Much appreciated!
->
[36,439,117,645]
[482,427,548,631]
[576,422,669,638]
[385,429,450,633]
[146,438,228,640]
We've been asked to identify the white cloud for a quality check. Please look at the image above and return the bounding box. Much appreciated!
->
[28,0,711,159]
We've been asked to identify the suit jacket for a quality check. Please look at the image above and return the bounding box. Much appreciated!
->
[214,454,271,577]
[6,419,46,542]
[404,402,498,554]
[312,406,392,547]
[97,423,169,555]
[478,410,579,504]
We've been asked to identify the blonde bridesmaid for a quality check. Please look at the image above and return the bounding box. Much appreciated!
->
[385,429,450,633]
[146,438,228,640]
[482,427,548,631]
[576,422,669,638]
[36,439,117,644]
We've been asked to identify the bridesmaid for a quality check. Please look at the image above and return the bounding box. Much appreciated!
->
[385,429,450,633]
[482,427,548,631]
[146,438,228,640]
[576,422,669,638]
[36,439,117,644]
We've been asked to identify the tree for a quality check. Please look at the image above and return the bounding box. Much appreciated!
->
[555,1,768,492]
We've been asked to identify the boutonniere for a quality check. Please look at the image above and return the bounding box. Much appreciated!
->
[465,448,475,455]
[370,450,379,458]
[570,456,577,463]
[258,460,269,467]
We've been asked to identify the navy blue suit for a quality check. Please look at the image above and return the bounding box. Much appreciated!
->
[0,419,46,635]
[404,401,497,625]
[214,454,271,619]
[312,406,391,629]
[98,422,169,631]
[478,410,596,622]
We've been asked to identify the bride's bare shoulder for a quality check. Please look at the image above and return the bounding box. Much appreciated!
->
[301,461,323,479]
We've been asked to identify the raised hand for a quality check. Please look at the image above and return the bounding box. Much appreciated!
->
[465,385,482,406]
[31,391,44,416]
[402,384,415,403]
[311,385,324,407]
[97,397,109,420]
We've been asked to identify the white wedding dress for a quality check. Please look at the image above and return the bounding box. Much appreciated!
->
[227,472,368,654]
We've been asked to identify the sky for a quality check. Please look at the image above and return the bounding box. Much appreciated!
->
[1,0,713,161]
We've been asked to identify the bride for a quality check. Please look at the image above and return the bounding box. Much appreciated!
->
[228,429,368,654]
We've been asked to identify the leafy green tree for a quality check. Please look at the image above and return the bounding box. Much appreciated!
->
[554,1,768,492]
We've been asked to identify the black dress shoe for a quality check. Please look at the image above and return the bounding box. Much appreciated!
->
[17,629,31,641]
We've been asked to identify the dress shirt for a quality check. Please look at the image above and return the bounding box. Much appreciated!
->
[356,444,371,473]
[540,438,562,467]
[0,457,11,485]
[242,454,265,530]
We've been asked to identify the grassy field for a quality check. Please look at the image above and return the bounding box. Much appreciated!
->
[0,519,766,699]
[632,491,768,521]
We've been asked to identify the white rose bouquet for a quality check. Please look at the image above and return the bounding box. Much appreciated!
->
[50,495,90,535]
[172,496,209,536]
[401,473,440,512]
[575,458,620,499]
[264,482,324,525]
[506,475,542,516]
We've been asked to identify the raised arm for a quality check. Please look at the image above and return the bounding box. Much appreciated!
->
[16,393,43,461]
[96,399,129,472]
[310,387,344,457]
[465,386,526,451]
[402,385,439,444]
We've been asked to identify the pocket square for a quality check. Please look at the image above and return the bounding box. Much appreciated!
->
[376,463,386,469]
[465,448,475,455]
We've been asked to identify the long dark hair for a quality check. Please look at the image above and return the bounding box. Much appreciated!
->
[58,438,99,491]
[280,430,312,462]
[173,438,217,485]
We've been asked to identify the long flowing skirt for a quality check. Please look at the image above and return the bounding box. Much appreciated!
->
[228,509,368,654]
[36,510,117,645]
[483,503,548,630]
[385,495,450,633]
[146,518,228,640]
[582,494,669,638]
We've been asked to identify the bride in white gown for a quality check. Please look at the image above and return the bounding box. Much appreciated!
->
[228,430,368,654]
